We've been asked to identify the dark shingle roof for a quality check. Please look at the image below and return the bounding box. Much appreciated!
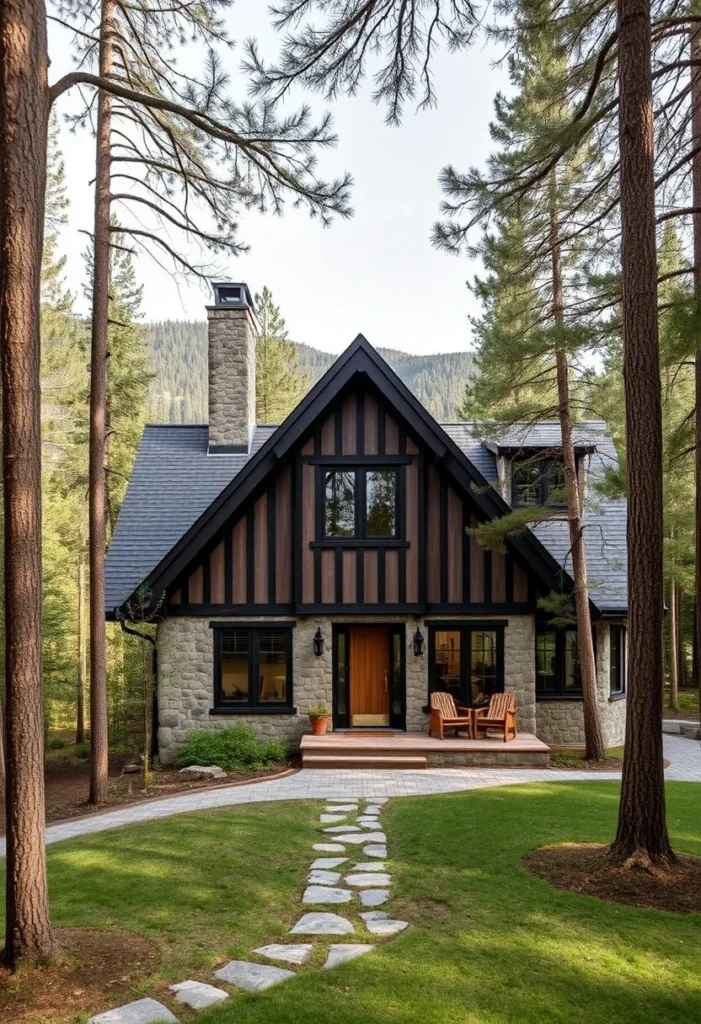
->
[106,419,627,615]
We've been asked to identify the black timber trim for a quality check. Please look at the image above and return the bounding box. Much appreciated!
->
[172,604,295,616]
[298,601,425,615]
[311,538,408,549]
[304,454,411,466]
[483,549,492,603]
[224,530,233,604]
[203,548,211,604]
[462,500,471,603]
[439,475,448,604]
[127,335,580,616]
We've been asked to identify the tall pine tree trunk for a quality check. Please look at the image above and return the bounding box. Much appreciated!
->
[76,556,86,745]
[610,0,673,867]
[0,0,54,965]
[669,579,679,712]
[549,189,605,761]
[691,23,701,734]
[88,0,115,805]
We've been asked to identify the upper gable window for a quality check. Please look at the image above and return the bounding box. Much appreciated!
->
[325,470,356,536]
[324,468,398,539]
[512,457,567,507]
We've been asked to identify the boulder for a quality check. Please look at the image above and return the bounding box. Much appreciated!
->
[178,764,226,781]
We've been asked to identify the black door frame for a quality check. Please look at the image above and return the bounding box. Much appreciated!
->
[332,623,406,730]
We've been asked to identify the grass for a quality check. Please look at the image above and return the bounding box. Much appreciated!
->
[2,783,701,1023]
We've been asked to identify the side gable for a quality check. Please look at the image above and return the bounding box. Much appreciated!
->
[116,336,577,618]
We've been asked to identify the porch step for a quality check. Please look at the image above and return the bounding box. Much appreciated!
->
[302,754,428,771]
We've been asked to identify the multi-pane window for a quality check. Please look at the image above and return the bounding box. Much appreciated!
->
[609,625,626,696]
[325,470,356,536]
[214,626,293,710]
[366,470,396,536]
[324,467,397,539]
[535,628,585,697]
[512,457,567,506]
[429,625,504,708]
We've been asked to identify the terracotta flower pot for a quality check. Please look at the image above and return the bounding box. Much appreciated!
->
[310,716,329,736]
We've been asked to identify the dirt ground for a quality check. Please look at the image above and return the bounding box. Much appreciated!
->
[0,752,296,836]
[524,843,701,913]
[0,929,159,1024]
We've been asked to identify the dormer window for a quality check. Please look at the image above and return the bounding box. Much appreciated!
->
[324,468,398,539]
[512,457,567,507]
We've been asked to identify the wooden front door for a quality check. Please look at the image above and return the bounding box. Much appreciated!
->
[349,627,390,726]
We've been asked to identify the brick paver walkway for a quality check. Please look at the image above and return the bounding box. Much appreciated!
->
[1,734,697,858]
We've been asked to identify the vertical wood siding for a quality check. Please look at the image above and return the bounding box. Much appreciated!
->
[169,386,537,612]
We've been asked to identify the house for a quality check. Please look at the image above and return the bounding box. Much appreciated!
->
[105,282,627,768]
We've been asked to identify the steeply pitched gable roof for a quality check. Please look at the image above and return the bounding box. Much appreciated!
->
[106,337,627,616]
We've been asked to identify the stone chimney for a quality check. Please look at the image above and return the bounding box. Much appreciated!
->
[207,282,257,452]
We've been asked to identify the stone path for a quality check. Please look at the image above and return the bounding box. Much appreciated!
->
[4,733,696,861]
[88,795,408,1022]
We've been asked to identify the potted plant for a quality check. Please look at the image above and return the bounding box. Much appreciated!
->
[308,702,330,736]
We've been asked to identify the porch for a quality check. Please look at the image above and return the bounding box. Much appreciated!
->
[300,730,551,770]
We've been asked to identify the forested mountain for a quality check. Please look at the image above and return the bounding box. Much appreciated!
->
[146,320,474,424]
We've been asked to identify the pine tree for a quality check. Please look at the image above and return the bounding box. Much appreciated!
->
[255,288,309,424]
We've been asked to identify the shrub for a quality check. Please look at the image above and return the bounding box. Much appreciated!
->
[47,737,66,751]
[73,742,91,759]
[174,723,287,773]
[308,702,330,720]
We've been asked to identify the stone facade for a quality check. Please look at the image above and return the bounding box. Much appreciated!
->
[207,305,257,450]
[156,612,543,763]
[535,623,626,747]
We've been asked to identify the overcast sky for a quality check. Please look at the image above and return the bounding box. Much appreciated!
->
[49,2,509,355]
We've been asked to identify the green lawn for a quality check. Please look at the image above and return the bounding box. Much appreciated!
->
[3,783,701,1024]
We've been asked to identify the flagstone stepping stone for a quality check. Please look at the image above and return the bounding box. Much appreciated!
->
[169,981,229,1010]
[312,857,347,869]
[352,862,388,871]
[345,873,392,887]
[369,798,389,804]
[308,869,342,885]
[323,825,361,833]
[291,912,354,936]
[303,885,352,904]
[336,832,386,845]
[320,814,348,823]
[323,944,375,969]
[361,912,408,936]
[360,889,390,907]
[88,998,178,1024]
[357,819,381,827]
[214,960,295,991]
[364,805,383,815]
[324,804,357,812]
[363,844,387,858]
[254,944,313,966]
[314,843,347,853]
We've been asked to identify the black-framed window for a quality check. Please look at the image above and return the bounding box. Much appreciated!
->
[535,627,583,698]
[212,624,294,711]
[428,624,505,708]
[323,467,398,539]
[512,457,567,507]
[610,625,626,697]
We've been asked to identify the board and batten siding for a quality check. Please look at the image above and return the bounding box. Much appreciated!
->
[167,386,534,615]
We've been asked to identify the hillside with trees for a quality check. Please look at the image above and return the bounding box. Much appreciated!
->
[146,321,475,424]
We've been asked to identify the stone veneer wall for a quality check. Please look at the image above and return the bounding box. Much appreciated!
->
[535,623,626,747]
[156,613,538,763]
[207,305,257,449]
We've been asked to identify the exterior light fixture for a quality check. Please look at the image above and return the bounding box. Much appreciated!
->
[313,628,325,657]
[413,627,425,657]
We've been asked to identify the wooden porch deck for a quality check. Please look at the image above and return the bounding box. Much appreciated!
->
[300,731,550,770]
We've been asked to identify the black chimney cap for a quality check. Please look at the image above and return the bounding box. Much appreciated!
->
[211,282,254,310]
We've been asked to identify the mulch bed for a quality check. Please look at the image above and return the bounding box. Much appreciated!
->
[0,754,298,837]
[0,929,159,1024]
[524,843,701,913]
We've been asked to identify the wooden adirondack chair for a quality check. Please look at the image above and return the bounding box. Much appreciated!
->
[428,692,473,740]
[473,692,517,742]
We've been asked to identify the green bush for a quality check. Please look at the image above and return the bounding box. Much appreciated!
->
[73,741,91,759]
[174,723,287,773]
[47,737,66,751]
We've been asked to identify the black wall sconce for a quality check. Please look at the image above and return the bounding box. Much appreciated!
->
[413,627,425,657]
[313,628,325,657]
